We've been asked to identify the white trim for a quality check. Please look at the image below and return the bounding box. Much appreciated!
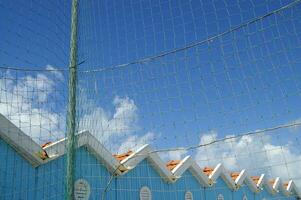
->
[121,144,174,182]
[209,163,236,190]
[0,114,44,167]
[281,180,291,196]
[235,170,259,193]
[244,175,260,193]
[262,177,275,195]
[272,177,280,192]
[121,144,150,166]
[171,156,190,174]
[257,174,265,188]
[43,130,124,174]
[235,170,246,185]
[286,180,301,198]
[171,156,210,186]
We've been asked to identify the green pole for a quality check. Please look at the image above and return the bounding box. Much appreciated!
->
[66,0,78,199]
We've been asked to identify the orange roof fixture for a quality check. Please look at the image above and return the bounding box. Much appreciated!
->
[39,142,51,160]
[40,151,48,160]
[166,160,181,171]
[269,179,276,186]
[41,141,52,148]
[203,167,215,176]
[230,172,241,181]
[251,176,261,185]
[113,150,133,162]
[283,182,289,189]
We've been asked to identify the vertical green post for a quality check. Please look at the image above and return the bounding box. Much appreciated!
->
[66,0,78,199]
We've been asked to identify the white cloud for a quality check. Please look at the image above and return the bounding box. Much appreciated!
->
[78,94,156,153]
[78,96,138,141]
[0,66,154,153]
[195,130,301,187]
[288,118,301,133]
[159,149,188,161]
[46,64,64,81]
[117,132,155,153]
[0,66,65,143]
[14,73,55,102]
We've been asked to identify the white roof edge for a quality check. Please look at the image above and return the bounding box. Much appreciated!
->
[210,163,236,190]
[235,169,246,185]
[241,170,259,193]
[0,114,44,167]
[273,177,280,191]
[279,179,291,196]
[262,177,276,195]
[287,180,293,191]
[171,155,191,175]
[148,150,174,182]
[81,131,122,174]
[43,129,89,157]
[257,174,265,187]
[287,180,301,198]
[209,163,222,180]
[121,144,174,182]
[121,144,150,165]
[163,155,211,187]
[44,130,122,174]
[189,161,210,187]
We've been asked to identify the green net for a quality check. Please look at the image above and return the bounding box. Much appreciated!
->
[75,0,301,198]
[0,0,301,199]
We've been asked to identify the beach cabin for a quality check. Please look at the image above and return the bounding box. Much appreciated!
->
[0,114,300,200]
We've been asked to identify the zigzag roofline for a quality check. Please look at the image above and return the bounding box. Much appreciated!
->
[287,180,301,197]
[171,155,211,187]
[43,130,125,174]
[120,144,175,182]
[210,163,238,189]
[235,170,258,193]
[0,113,299,198]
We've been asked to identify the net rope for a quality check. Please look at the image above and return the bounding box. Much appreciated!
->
[0,0,301,199]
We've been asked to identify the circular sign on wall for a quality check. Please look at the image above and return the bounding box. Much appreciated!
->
[74,179,91,200]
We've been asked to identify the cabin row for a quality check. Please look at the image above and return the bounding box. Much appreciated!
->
[0,114,300,200]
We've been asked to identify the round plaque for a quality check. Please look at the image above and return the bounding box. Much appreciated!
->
[74,179,91,200]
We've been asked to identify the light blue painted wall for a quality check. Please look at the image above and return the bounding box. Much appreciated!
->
[205,177,233,200]
[233,184,255,200]
[0,138,298,200]
[112,159,205,199]
[0,139,36,200]
[255,187,293,200]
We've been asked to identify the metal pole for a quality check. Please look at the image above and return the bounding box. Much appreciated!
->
[66,0,78,199]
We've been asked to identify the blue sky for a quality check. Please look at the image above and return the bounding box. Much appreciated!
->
[75,0,301,149]
[1,0,301,184]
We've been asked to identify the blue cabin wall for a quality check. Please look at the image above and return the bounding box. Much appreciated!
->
[36,146,114,200]
[0,138,299,200]
[0,141,114,200]
[256,188,274,200]
[255,188,292,200]
[35,156,65,199]
[0,138,36,200]
[205,177,233,200]
[234,184,255,200]
[112,159,205,199]
[75,147,113,200]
